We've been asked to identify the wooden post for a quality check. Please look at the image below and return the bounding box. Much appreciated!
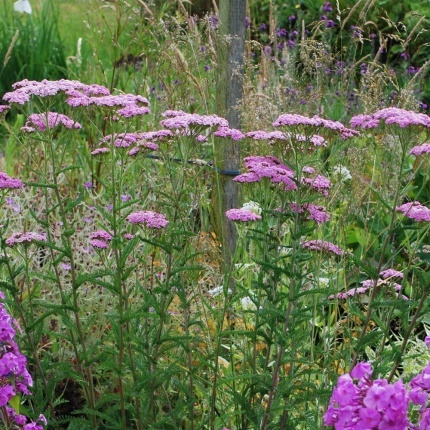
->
[213,0,246,266]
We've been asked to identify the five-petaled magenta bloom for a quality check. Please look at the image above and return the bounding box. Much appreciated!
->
[0,294,47,428]
[225,208,262,222]
[126,210,169,228]
[325,361,430,429]
[301,239,343,256]
[6,232,47,246]
[0,172,24,189]
[396,201,430,222]
[22,112,82,132]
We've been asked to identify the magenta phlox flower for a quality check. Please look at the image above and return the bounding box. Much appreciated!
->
[351,362,373,379]
[396,201,430,222]
[3,79,109,105]
[22,112,82,132]
[273,113,359,139]
[0,172,23,189]
[0,384,15,407]
[358,406,381,427]
[160,112,228,129]
[410,143,430,156]
[333,374,357,406]
[6,232,47,246]
[351,107,430,129]
[301,239,343,255]
[225,208,262,222]
[126,210,169,228]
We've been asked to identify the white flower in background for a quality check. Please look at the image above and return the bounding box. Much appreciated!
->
[241,200,262,215]
[241,295,257,311]
[207,285,231,297]
[14,0,32,14]
[318,277,330,288]
[332,165,352,182]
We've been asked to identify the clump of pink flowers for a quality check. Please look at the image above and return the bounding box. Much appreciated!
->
[301,239,343,256]
[22,112,81,132]
[89,230,113,249]
[350,107,430,130]
[126,210,169,229]
[324,360,430,429]
[225,208,262,222]
[396,202,430,222]
[0,292,47,429]
[5,232,47,247]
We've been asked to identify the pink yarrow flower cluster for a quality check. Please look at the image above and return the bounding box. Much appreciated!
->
[329,268,405,300]
[350,107,430,129]
[234,155,297,190]
[160,110,228,130]
[0,292,47,429]
[213,126,245,140]
[89,230,113,249]
[22,112,82,132]
[66,93,150,118]
[273,113,359,139]
[290,202,330,223]
[245,130,327,147]
[3,79,109,105]
[301,239,343,256]
[225,208,262,222]
[396,201,430,222]
[97,132,167,155]
[0,172,23,189]
[126,210,169,229]
[325,361,430,429]
[409,143,430,156]
[6,232,46,246]
[301,171,331,197]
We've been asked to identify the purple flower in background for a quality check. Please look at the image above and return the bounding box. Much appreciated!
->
[225,208,261,222]
[0,105,10,113]
[126,210,169,228]
[84,181,92,189]
[276,28,287,37]
[260,23,267,31]
[288,15,296,21]
[323,2,333,12]
[325,20,335,28]
[245,16,250,28]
